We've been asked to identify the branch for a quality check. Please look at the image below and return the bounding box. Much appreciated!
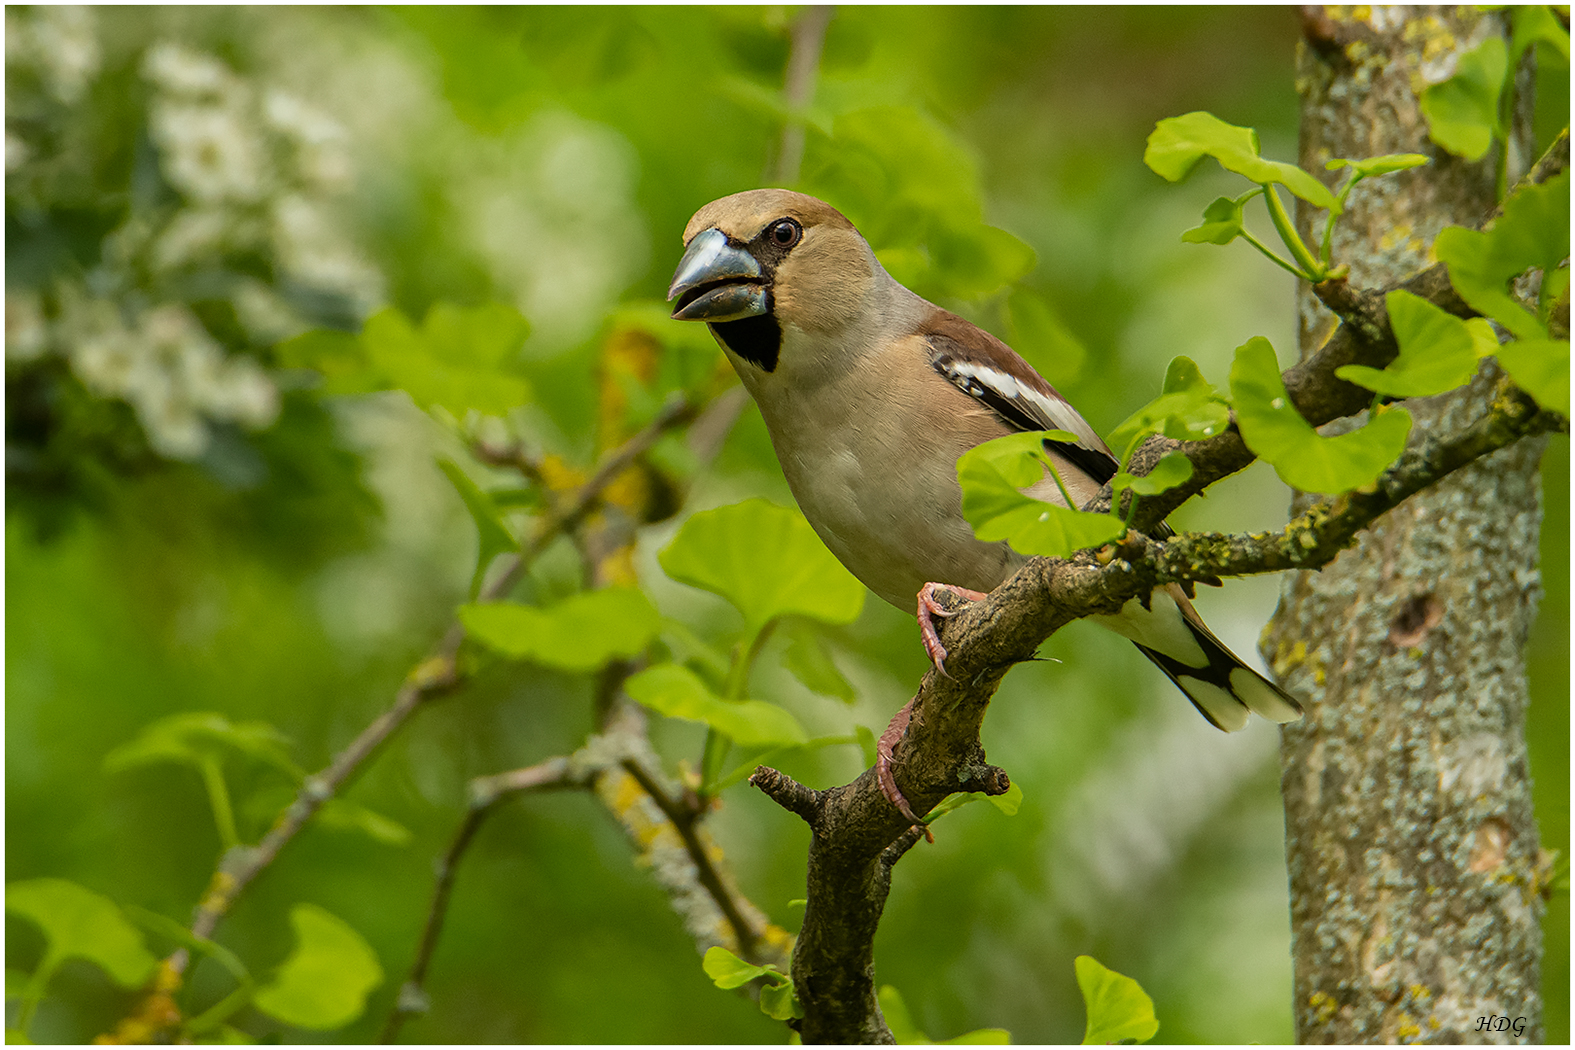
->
[1124,127,1569,532]
[771,5,834,185]
[754,131,1570,1041]
[766,375,1558,1041]
[381,757,589,1044]
[166,396,703,971]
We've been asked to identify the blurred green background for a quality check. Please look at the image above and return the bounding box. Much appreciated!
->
[6,6,1567,1043]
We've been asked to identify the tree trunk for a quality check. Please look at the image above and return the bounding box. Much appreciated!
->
[1265,7,1546,1044]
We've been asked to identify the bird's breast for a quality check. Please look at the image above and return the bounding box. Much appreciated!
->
[740,333,1025,609]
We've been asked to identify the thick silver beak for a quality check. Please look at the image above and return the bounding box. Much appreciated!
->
[668,228,768,322]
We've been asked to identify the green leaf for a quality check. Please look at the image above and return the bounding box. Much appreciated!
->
[879,986,1010,1044]
[1419,36,1508,161]
[1144,112,1335,209]
[1076,955,1159,1045]
[1325,153,1431,178]
[957,432,1124,558]
[1511,4,1571,63]
[855,724,879,769]
[6,968,28,1001]
[703,947,800,1020]
[1231,336,1412,493]
[459,587,661,672]
[1181,194,1249,245]
[1111,451,1194,500]
[1006,288,1088,387]
[880,985,925,1044]
[275,329,368,391]
[936,1030,1012,1045]
[252,904,383,1031]
[928,223,1038,298]
[437,458,518,600]
[314,799,413,847]
[925,780,1023,823]
[6,879,157,989]
[702,946,769,990]
[987,780,1024,816]
[1465,317,1505,359]
[104,712,301,780]
[1107,357,1231,456]
[759,979,804,1021]
[280,304,532,416]
[362,303,531,416]
[1495,338,1571,415]
[1435,172,1570,340]
[625,664,809,748]
[193,1024,256,1044]
[659,499,865,634]
[1333,290,1482,397]
[783,626,857,704]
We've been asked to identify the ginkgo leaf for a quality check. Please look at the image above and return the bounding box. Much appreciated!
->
[659,500,864,633]
[1231,336,1411,493]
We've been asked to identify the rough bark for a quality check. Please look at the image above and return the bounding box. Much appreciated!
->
[1266,8,1546,1043]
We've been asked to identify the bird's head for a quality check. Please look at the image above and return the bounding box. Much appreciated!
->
[668,189,878,371]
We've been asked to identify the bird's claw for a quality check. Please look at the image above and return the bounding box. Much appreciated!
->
[876,698,933,842]
[916,582,989,675]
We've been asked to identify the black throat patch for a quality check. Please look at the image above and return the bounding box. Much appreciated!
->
[710,309,782,372]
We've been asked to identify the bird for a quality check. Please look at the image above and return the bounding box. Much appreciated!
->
[666,188,1302,827]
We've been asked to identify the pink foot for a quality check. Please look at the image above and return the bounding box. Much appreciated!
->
[916,582,989,674]
[876,698,933,842]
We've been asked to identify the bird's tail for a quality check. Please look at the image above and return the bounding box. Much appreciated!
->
[1089,584,1303,733]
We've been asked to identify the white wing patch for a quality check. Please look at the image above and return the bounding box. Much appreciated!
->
[936,358,1108,457]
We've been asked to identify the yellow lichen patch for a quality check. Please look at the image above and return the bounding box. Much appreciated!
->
[1308,990,1338,1025]
[95,958,184,1044]
[602,463,649,514]
[538,452,587,495]
[1272,638,1310,676]
[597,546,639,588]
[1379,224,1413,251]
[407,654,455,691]
[197,869,238,915]
[598,327,663,451]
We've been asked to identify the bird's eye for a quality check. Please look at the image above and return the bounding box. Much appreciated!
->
[768,219,802,248]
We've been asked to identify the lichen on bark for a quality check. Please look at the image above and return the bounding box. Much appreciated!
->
[1268,7,1547,1043]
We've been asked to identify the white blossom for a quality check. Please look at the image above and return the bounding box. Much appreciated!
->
[149,100,269,204]
[264,90,352,191]
[151,207,232,271]
[6,131,31,172]
[17,6,101,104]
[143,41,233,98]
[6,291,49,362]
[65,295,280,460]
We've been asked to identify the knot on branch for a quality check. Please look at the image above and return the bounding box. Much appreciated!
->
[750,766,822,825]
[956,762,1011,797]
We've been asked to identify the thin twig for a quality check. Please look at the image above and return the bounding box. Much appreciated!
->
[772,5,834,185]
[619,757,764,962]
[380,757,587,1044]
[168,395,703,969]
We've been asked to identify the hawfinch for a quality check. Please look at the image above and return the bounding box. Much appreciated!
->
[668,189,1302,824]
